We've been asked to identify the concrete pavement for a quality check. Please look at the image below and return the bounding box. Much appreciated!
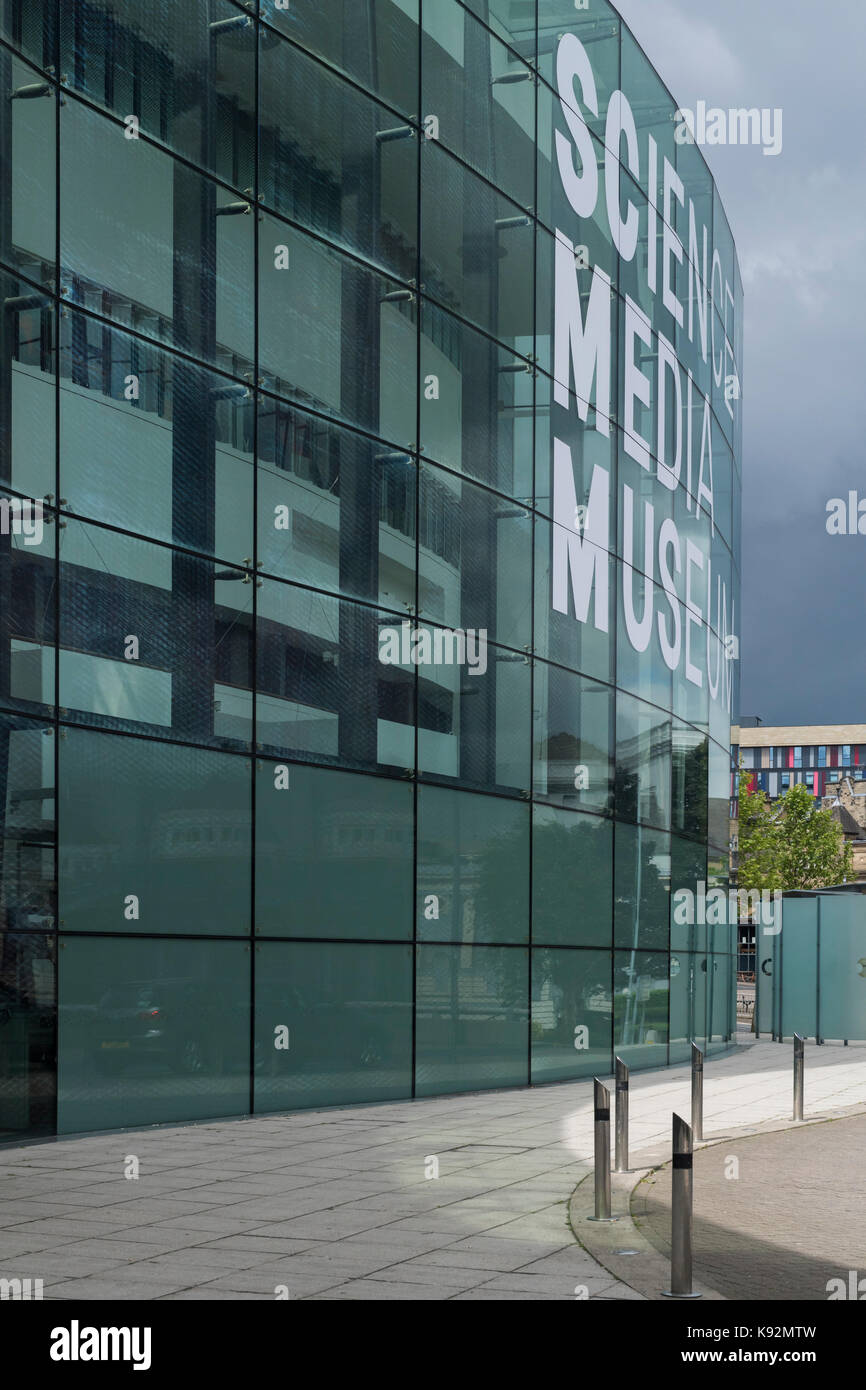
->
[0,1032,864,1300]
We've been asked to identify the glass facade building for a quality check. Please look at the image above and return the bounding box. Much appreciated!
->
[0,0,741,1139]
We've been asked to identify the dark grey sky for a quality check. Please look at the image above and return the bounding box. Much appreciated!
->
[614,0,866,724]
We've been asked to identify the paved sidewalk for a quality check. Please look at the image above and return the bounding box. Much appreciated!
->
[634,1113,866,1301]
[0,1034,863,1300]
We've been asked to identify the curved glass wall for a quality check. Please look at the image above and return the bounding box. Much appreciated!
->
[0,0,740,1137]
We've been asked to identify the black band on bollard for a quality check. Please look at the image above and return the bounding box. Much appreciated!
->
[595,1108,610,1121]
[672,1153,693,1169]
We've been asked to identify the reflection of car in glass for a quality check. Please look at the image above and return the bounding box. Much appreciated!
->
[254,989,409,1074]
[92,979,218,1075]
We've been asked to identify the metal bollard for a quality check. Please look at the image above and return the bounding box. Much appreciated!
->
[691,1042,704,1142]
[793,1033,804,1121]
[587,1078,618,1222]
[614,1056,631,1173]
[662,1113,702,1299]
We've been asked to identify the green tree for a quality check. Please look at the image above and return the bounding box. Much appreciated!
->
[737,772,779,892]
[738,773,853,891]
[775,782,853,890]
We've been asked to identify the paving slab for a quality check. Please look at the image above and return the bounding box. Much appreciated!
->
[1,1034,865,1299]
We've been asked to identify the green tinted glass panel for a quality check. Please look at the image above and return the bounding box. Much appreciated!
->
[1,54,56,279]
[420,303,534,500]
[670,833,707,954]
[58,937,250,1132]
[0,931,56,1135]
[254,941,412,1111]
[614,822,670,951]
[416,636,531,794]
[420,144,534,353]
[533,662,613,814]
[615,692,671,830]
[256,401,416,610]
[59,729,251,935]
[669,949,707,1063]
[60,314,254,565]
[416,784,529,943]
[532,804,612,947]
[258,215,418,445]
[707,952,733,1051]
[418,462,532,652]
[260,33,418,279]
[256,763,412,939]
[533,520,615,686]
[422,0,535,210]
[613,947,668,1070]
[60,97,255,369]
[256,580,411,775]
[261,0,420,119]
[531,947,611,1083]
[779,896,817,1039]
[415,943,528,1094]
[59,521,254,749]
[817,896,866,1040]
[64,0,256,191]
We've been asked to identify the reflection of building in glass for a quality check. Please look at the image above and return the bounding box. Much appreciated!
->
[0,0,741,1138]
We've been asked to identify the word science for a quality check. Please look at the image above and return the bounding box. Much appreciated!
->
[550,32,739,712]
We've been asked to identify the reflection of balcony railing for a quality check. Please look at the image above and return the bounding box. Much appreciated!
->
[10,255,462,570]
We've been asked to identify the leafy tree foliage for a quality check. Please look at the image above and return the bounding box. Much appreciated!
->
[738,773,853,891]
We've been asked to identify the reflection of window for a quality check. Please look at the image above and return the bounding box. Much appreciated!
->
[58,649,172,726]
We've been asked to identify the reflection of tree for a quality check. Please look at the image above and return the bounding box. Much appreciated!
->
[473,813,615,1009]
[679,736,709,839]
[612,761,638,820]
[469,813,616,1055]
[617,826,668,952]
[463,806,672,1048]
[531,815,611,938]
[533,945,610,1048]
[617,826,668,1046]
[615,950,669,1048]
